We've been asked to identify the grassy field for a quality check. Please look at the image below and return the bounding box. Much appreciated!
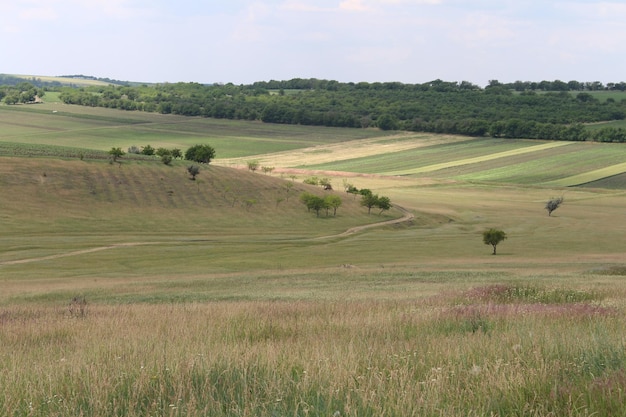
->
[0,103,390,158]
[4,74,118,87]
[1,103,626,416]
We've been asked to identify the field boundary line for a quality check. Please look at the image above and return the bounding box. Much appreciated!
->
[380,141,574,175]
[541,161,626,187]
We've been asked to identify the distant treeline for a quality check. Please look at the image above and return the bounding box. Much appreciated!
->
[4,77,626,142]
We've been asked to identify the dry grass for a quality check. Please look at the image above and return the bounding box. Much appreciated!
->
[1,281,624,416]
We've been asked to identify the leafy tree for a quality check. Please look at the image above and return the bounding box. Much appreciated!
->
[108,147,124,163]
[261,166,275,175]
[483,228,507,255]
[141,144,155,156]
[4,94,19,105]
[299,192,314,211]
[325,195,342,216]
[319,177,332,190]
[545,196,563,216]
[247,160,259,172]
[161,154,173,165]
[376,196,392,215]
[377,113,398,130]
[171,148,182,159]
[185,144,215,164]
[360,193,379,214]
[300,192,326,217]
[187,164,200,180]
[156,147,171,157]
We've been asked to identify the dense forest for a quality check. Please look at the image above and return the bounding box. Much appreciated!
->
[2,77,626,142]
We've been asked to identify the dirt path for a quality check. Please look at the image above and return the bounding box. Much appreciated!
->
[0,207,414,266]
[311,204,414,240]
[0,242,161,266]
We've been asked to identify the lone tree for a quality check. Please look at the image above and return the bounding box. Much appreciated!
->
[185,144,215,164]
[108,147,124,163]
[483,228,507,255]
[545,196,564,216]
[187,164,200,180]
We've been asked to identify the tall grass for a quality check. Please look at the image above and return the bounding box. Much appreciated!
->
[1,281,624,417]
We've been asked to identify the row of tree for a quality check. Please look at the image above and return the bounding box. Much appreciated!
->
[52,80,626,141]
[4,78,626,142]
[0,82,45,104]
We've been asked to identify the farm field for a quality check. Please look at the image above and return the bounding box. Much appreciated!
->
[1,103,626,416]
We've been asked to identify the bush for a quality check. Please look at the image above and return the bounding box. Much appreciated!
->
[141,144,155,156]
[185,144,216,164]
[161,154,173,165]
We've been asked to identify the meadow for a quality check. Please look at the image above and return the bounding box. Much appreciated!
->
[1,102,626,416]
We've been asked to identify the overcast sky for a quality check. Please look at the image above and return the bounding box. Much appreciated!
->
[2,0,625,86]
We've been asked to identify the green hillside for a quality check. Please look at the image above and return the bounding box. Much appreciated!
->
[2,101,626,417]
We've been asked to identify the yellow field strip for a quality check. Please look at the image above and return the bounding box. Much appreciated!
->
[542,162,626,187]
[214,134,471,168]
[380,141,574,176]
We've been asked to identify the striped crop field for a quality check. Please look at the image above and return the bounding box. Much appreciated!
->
[267,137,626,188]
[288,138,543,174]
[379,141,573,176]
[542,161,626,187]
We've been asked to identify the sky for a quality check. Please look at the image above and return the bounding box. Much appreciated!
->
[2,0,625,86]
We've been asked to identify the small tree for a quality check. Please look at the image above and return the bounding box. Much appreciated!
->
[360,193,379,214]
[171,148,182,159]
[285,181,294,200]
[141,144,155,156]
[319,177,332,190]
[161,154,173,165]
[482,228,507,255]
[545,196,563,216]
[376,196,392,215]
[300,192,325,217]
[108,147,124,163]
[247,160,259,172]
[187,164,200,180]
[346,185,359,198]
[261,166,275,175]
[156,147,171,157]
[185,144,216,164]
[303,176,319,186]
[325,195,342,216]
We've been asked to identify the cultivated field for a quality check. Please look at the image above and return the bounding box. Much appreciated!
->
[1,103,625,416]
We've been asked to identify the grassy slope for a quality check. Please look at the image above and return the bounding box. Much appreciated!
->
[2,102,626,417]
[0,103,390,158]
[1,103,625,286]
